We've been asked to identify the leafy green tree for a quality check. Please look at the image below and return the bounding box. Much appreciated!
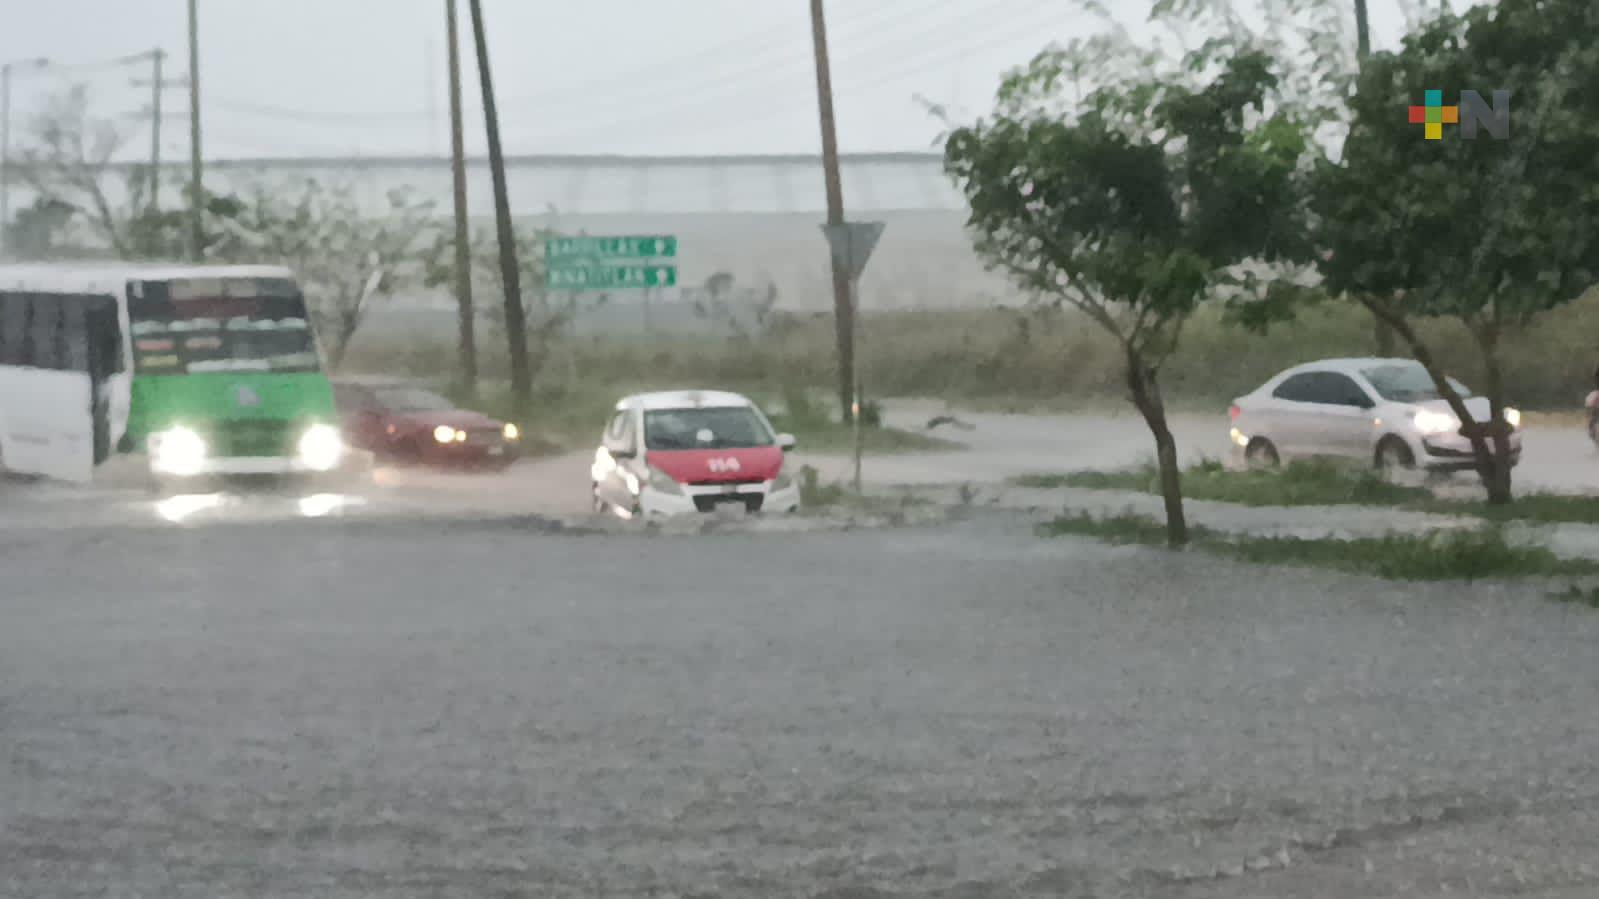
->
[945,48,1312,546]
[1313,0,1599,503]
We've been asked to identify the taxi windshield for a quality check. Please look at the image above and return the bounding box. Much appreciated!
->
[644,406,774,450]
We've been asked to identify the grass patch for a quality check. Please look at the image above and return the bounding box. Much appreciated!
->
[1551,584,1599,609]
[1016,458,1432,507]
[1041,510,1184,545]
[1425,493,1599,526]
[1041,510,1599,580]
[1020,460,1599,525]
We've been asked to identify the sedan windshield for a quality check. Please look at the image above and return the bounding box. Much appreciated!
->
[1362,364,1473,403]
[644,407,774,450]
[373,387,456,412]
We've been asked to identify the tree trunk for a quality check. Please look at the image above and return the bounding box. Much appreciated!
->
[1475,325,1515,505]
[1125,348,1188,548]
[1359,296,1507,502]
[466,0,531,412]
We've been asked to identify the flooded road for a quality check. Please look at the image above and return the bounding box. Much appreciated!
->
[3,514,1598,897]
[4,406,1598,896]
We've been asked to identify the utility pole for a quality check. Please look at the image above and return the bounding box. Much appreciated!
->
[130,50,181,215]
[808,0,856,423]
[467,0,532,411]
[1,57,51,255]
[187,0,204,261]
[149,50,163,213]
[1,63,12,255]
[445,0,477,397]
[1352,0,1392,356]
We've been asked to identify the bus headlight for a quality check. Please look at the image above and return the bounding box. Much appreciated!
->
[151,426,207,476]
[298,424,344,472]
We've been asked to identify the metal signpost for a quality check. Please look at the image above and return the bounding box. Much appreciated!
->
[821,221,886,494]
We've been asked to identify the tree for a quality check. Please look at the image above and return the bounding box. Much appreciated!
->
[1312,0,1599,504]
[216,180,438,370]
[945,47,1311,546]
[422,222,572,386]
[15,86,137,257]
[14,86,250,262]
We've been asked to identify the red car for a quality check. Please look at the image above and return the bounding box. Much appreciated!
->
[333,378,520,469]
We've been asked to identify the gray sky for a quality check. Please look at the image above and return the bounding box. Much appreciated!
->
[3,0,1419,160]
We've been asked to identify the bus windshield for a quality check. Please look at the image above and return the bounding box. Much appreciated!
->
[128,277,321,375]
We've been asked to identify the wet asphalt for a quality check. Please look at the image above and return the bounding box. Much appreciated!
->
[4,508,1599,898]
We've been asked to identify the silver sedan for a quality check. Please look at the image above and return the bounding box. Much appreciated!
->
[1228,357,1522,471]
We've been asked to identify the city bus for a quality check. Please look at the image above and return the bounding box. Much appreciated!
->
[0,264,344,485]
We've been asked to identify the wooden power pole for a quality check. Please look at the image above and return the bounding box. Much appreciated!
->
[445,0,477,397]
[466,0,531,411]
[186,0,204,260]
[808,0,856,422]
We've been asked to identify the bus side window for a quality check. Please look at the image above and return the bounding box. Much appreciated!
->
[60,300,90,373]
[27,297,62,371]
[0,293,20,365]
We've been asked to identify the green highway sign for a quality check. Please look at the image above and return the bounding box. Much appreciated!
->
[545,235,677,260]
[545,265,678,290]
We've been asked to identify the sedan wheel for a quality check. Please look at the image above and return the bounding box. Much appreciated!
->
[1244,438,1280,469]
[1376,437,1416,471]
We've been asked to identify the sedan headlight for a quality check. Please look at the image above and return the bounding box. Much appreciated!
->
[1504,407,1521,429]
[647,466,684,495]
[503,423,521,441]
[771,470,794,491]
[1413,409,1459,435]
[298,424,344,472]
[150,426,207,476]
[433,425,458,444]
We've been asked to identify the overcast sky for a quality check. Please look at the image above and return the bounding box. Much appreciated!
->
[3,0,1422,160]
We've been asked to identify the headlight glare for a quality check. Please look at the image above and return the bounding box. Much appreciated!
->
[433,425,457,444]
[151,426,207,476]
[503,423,520,441]
[298,424,344,472]
[1413,409,1458,435]
[1504,407,1521,428]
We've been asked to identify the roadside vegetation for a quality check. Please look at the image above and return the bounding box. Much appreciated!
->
[435,378,953,457]
[1015,460,1599,526]
[1043,512,1599,581]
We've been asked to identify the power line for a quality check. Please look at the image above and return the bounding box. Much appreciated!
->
[206,0,944,127]
[527,1,1074,150]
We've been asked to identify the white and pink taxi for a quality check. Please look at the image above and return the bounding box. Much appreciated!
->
[589,390,800,519]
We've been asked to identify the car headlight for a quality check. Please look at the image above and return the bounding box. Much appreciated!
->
[503,423,520,441]
[1413,409,1459,435]
[772,470,794,491]
[433,425,457,444]
[647,466,683,495]
[298,424,344,472]
[150,426,207,476]
[1504,407,1521,429]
